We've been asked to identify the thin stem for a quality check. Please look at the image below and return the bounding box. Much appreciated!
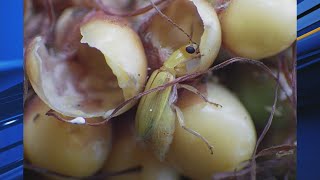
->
[48,57,283,126]
[250,69,280,180]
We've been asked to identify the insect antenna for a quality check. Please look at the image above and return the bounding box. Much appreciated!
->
[189,20,200,53]
[190,21,195,41]
[149,0,198,45]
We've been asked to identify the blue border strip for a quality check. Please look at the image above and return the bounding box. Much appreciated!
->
[297,1,320,180]
[298,0,319,16]
[0,0,24,179]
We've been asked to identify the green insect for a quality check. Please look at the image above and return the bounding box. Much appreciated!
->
[135,0,223,161]
[135,40,222,160]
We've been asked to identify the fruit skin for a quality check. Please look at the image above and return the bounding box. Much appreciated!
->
[24,96,112,177]
[103,118,179,180]
[220,0,296,60]
[166,81,256,179]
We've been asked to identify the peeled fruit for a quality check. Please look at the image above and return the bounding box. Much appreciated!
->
[103,118,179,180]
[25,10,147,118]
[167,81,256,179]
[24,96,112,177]
[220,0,296,60]
[139,0,221,74]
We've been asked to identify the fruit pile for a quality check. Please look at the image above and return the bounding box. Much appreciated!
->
[24,0,296,179]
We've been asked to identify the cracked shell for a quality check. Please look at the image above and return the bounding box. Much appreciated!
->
[25,10,147,118]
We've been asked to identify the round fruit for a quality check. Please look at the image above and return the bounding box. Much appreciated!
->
[220,0,296,60]
[24,96,112,177]
[167,81,256,179]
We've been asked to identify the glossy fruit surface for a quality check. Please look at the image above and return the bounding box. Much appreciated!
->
[167,81,256,179]
[24,96,112,177]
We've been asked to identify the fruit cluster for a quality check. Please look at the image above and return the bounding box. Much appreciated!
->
[24,0,296,179]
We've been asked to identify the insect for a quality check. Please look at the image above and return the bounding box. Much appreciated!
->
[135,0,222,161]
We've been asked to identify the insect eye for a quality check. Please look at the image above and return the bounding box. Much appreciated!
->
[186,46,196,54]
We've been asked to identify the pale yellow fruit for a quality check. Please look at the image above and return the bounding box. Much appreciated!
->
[220,0,296,60]
[167,81,256,179]
[24,96,112,177]
[103,119,179,180]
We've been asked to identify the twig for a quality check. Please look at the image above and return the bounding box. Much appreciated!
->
[45,109,70,122]
[106,58,279,122]
[212,143,296,179]
[213,155,295,180]
[46,57,285,126]
[255,144,296,159]
[250,68,280,180]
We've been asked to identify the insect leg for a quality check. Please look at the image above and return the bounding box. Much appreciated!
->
[172,104,214,154]
[177,84,222,108]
